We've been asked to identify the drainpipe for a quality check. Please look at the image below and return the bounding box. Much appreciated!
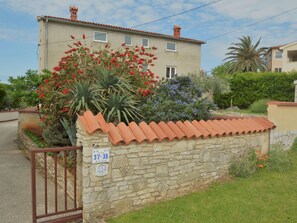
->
[45,18,49,70]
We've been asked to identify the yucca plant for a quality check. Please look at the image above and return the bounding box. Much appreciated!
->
[103,93,141,123]
[64,81,104,115]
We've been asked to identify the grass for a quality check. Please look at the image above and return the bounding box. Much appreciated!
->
[24,130,48,148]
[109,151,297,223]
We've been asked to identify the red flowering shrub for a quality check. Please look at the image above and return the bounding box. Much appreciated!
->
[37,35,159,145]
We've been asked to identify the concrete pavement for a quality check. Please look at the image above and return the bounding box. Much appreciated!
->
[0,111,18,122]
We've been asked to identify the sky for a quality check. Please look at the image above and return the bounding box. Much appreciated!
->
[1,0,297,82]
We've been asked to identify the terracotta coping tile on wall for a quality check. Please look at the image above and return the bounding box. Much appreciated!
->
[158,122,178,141]
[183,121,203,138]
[139,122,159,142]
[199,120,219,137]
[129,122,148,143]
[191,120,211,138]
[167,121,187,140]
[212,120,233,135]
[206,120,226,136]
[108,123,124,145]
[117,122,137,144]
[77,111,275,145]
[95,113,110,133]
[149,122,168,141]
[176,121,196,139]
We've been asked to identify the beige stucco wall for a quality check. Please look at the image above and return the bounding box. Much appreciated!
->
[18,109,42,136]
[267,103,297,131]
[270,48,283,71]
[281,43,297,72]
[77,121,269,222]
[38,19,202,78]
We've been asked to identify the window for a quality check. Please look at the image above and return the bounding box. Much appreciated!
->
[94,31,107,42]
[142,38,149,48]
[166,42,176,51]
[142,63,148,72]
[275,50,282,59]
[288,50,297,62]
[124,35,132,46]
[274,68,282,72]
[166,66,176,79]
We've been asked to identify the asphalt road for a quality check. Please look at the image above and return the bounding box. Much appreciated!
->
[0,120,33,223]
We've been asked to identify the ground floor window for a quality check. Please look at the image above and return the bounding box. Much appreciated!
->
[166,66,176,79]
[274,67,282,72]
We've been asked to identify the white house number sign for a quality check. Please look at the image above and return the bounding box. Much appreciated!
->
[92,148,110,176]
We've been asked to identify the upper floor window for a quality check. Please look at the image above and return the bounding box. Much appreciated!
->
[288,50,297,62]
[125,35,132,46]
[94,31,107,42]
[142,38,149,48]
[275,50,282,59]
[166,66,176,79]
[166,42,176,51]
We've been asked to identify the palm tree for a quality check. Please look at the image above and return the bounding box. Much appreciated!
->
[224,36,268,73]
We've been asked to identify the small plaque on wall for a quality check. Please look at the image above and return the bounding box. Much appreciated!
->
[92,148,110,163]
[95,164,108,176]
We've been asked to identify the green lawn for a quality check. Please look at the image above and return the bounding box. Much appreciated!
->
[109,152,297,223]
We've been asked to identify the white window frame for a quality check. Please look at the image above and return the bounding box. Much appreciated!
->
[93,31,107,43]
[275,50,282,59]
[166,42,177,52]
[124,35,132,46]
[142,38,149,48]
[166,66,176,79]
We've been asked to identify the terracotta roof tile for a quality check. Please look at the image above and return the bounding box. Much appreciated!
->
[191,120,211,138]
[183,121,203,138]
[159,121,178,141]
[139,122,159,142]
[117,122,137,144]
[77,111,275,145]
[167,121,186,140]
[129,122,148,143]
[149,122,168,141]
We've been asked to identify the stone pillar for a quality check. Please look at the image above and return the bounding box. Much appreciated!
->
[294,80,297,102]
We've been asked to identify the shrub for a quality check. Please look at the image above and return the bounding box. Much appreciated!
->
[214,72,297,109]
[249,99,270,113]
[266,147,292,172]
[139,76,215,123]
[291,137,297,153]
[229,150,257,178]
[24,130,47,148]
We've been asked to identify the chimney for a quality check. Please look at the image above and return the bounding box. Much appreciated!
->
[173,25,181,38]
[70,6,78,21]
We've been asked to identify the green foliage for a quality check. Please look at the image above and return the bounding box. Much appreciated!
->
[2,70,51,109]
[0,84,7,109]
[266,147,292,172]
[211,62,233,77]
[190,73,230,95]
[291,137,297,153]
[139,76,215,123]
[249,99,270,113]
[42,122,71,147]
[24,130,47,148]
[225,36,268,73]
[229,150,257,178]
[60,118,77,146]
[214,72,297,109]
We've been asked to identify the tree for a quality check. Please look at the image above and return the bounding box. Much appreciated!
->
[224,36,268,73]
[211,62,232,77]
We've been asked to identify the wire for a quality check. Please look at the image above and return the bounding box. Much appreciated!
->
[40,0,222,45]
[130,0,223,28]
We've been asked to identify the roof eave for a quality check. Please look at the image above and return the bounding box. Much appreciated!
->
[38,15,206,44]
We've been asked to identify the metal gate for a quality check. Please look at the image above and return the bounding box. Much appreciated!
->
[31,146,83,223]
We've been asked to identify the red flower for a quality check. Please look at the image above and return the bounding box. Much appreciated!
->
[74,63,78,67]
[89,54,94,57]
[41,117,46,123]
[70,35,75,39]
[39,93,44,99]
[156,76,159,79]
[121,43,126,46]
[83,34,86,39]
[78,70,83,74]
[129,71,135,75]
[62,88,69,94]
[153,57,157,60]
[61,107,70,113]
[44,79,49,84]
[53,66,61,72]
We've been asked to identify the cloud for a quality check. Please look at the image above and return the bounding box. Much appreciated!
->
[0,28,36,42]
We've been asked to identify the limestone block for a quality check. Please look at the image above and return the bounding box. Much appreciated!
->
[204,162,216,173]
[112,155,128,168]
[156,165,168,177]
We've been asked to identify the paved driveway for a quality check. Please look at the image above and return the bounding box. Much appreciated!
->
[0,120,33,223]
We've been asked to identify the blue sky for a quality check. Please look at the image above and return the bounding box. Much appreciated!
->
[1,0,297,82]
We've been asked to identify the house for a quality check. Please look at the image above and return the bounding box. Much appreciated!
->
[266,41,297,72]
[37,6,205,79]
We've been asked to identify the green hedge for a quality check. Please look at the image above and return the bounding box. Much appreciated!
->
[214,72,297,109]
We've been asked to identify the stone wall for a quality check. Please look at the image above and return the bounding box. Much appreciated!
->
[270,129,297,150]
[19,130,82,203]
[77,123,269,222]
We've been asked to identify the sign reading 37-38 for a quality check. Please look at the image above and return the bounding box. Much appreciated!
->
[92,148,110,164]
